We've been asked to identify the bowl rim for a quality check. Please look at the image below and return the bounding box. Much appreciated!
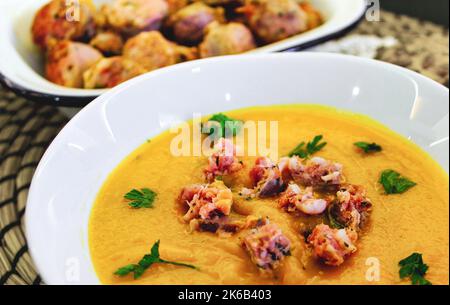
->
[25,52,449,284]
[0,0,367,107]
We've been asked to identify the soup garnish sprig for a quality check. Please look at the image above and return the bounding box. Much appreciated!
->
[399,253,432,285]
[288,135,327,159]
[379,170,416,194]
[124,188,157,208]
[354,141,382,153]
[114,240,197,279]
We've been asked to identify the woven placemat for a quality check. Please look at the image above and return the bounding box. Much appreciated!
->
[353,10,449,87]
[0,9,448,285]
[0,89,68,285]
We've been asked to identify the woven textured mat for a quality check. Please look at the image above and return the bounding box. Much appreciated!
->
[0,10,448,285]
[0,89,68,285]
[353,11,449,86]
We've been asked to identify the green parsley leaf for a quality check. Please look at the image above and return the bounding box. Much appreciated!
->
[114,264,137,277]
[379,170,416,194]
[399,253,432,285]
[288,135,327,158]
[354,141,382,153]
[203,113,242,138]
[124,188,157,208]
[114,240,197,279]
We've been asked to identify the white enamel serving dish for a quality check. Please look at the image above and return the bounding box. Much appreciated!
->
[0,0,367,106]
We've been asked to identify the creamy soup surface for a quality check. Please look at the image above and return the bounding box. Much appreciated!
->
[89,105,449,285]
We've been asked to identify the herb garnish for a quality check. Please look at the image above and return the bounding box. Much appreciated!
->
[203,113,242,138]
[399,253,432,285]
[114,240,197,279]
[288,135,327,158]
[354,141,382,153]
[124,188,157,208]
[379,170,416,194]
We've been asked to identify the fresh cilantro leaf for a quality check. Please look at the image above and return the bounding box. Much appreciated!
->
[288,135,327,158]
[399,253,432,285]
[114,240,197,279]
[203,113,242,138]
[354,141,382,153]
[124,188,156,208]
[379,170,416,194]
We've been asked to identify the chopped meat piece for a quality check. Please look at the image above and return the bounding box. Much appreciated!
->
[279,156,343,188]
[249,157,285,197]
[308,224,358,266]
[89,31,124,56]
[199,22,256,58]
[168,2,225,44]
[45,41,102,88]
[123,31,197,72]
[242,223,291,270]
[32,0,95,50]
[278,183,328,215]
[83,57,146,89]
[238,0,308,43]
[178,180,233,223]
[330,184,372,230]
[238,187,257,200]
[100,0,168,36]
[204,138,243,182]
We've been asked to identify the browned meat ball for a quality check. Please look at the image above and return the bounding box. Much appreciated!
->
[123,31,198,72]
[100,0,169,36]
[45,41,103,88]
[199,22,256,58]
[89,31,124,56]
[168,2,225,44]
[32,0,95,50]
[239,0,308,43]
[83,57,146,89]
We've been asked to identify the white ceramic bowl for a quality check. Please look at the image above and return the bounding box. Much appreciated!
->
[25,53,449,284]
[0,0,367,106]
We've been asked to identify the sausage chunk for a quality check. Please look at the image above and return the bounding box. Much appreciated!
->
[329,184,372,230]
[123,31,198,72]
[279,156,343,188]
[83,57,146,89]
[278,183,328,215]
[239,0,308,43]
[89,31,124,56]
[100,0,168,35]
[242,223,291,270]
[32,0,95,50]
[45,41,102,88]
[168,2,225,44]
[199,22,256,58]
[249,157,285,197]
[178,181,233,233]
[204,138,244,182]
[308,224,358,266]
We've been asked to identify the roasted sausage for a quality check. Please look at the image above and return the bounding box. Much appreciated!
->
[32,0,96,50]
[45,40,102,88]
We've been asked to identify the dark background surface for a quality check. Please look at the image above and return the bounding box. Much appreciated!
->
[381,0,449,27]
